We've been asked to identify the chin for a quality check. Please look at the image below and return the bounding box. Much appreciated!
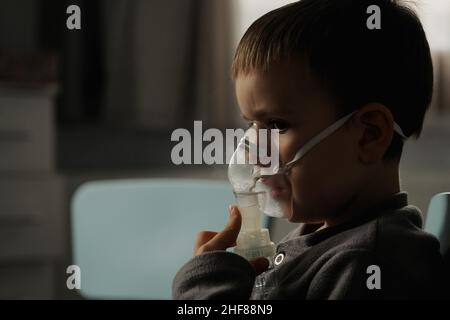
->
[285,207,305,223]
[287,204,324,224]
[287,214,304,223]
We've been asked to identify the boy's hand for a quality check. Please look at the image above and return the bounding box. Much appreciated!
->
[194,205,241,255]
[194,205,269,276]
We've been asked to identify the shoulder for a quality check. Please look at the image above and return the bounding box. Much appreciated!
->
[323,204,440,256]
[321,205,445,298]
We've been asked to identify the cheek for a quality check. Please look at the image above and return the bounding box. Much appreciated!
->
[287,136,360,223]
[278,130,305,165]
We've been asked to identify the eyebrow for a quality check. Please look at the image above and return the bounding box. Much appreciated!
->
[241,110,271,121]
[241,109,292,121]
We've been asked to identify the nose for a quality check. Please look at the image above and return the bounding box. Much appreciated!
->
[243,126,280,172]
[254,127,274,168]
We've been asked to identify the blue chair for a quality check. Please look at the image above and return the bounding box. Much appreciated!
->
[425,192,450,256]
[71,178,270,299]
[425,192,450,298]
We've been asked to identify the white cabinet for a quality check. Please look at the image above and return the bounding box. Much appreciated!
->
[0,85,63,299]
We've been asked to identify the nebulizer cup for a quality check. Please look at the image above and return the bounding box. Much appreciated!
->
[233,191,276,261]
[228,127,276,262]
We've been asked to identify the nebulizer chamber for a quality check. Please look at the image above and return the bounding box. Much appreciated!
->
[228,128,276,261]
[232,192,276,261]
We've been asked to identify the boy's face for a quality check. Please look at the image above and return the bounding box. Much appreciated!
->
[235,61,367,224]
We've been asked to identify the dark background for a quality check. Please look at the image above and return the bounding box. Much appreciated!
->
[0,0,449,299]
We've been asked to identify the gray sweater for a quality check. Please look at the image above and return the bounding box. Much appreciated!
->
[172,193,446,299]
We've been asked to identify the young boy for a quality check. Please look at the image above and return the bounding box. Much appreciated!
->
[172,0,446,299]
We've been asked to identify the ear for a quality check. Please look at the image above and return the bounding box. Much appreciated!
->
[352,103,395,164]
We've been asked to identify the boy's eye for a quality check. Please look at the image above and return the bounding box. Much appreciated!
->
[267,119,290,132]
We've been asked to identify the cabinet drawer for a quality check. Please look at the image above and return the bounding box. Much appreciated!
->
[0,87,56,172]
[0,262,54,299]
[0,176,64,260]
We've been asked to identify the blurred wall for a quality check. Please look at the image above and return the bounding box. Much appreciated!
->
[0,0,39,52]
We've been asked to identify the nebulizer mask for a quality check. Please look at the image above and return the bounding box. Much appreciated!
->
[228,110,407,261]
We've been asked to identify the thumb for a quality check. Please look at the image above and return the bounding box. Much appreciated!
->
[203,205,242,251]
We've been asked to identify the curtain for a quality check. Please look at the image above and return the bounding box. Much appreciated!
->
[102,0,194,129]
[102,0,239,130]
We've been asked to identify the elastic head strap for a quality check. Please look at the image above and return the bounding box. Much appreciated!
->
[283,112,355,171]
[281,112,408,173]
[393,122,407,140]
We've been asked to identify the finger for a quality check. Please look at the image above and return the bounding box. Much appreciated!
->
[194,231,218,254]
[249,257,270,276]
[202,206,242,252]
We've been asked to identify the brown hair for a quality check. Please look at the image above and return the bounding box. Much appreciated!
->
[232,0,433,159]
